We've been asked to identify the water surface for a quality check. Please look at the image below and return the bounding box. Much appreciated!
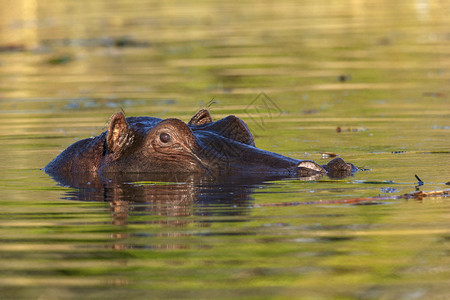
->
[0,0,449,299]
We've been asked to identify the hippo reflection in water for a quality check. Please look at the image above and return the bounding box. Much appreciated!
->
[44,109,357,183]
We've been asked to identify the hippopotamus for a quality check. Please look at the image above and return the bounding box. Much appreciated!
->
[44,109,357,181]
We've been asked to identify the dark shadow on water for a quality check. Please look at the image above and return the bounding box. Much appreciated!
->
[47,171,323,226]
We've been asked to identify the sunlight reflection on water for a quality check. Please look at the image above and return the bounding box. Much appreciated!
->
[0,0,449,299]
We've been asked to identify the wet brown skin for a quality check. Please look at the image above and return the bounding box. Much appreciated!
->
[44,109,357,180]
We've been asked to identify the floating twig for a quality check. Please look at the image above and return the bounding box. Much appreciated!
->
[251,189,449,208]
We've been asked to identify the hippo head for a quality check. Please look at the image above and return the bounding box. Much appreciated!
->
[46,109,356,184]
[99,109,256,175]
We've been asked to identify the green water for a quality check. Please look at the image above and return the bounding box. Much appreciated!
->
[0,0,449,299]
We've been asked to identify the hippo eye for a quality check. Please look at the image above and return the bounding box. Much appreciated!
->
[159,132,171,143]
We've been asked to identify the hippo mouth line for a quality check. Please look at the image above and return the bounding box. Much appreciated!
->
[183,147,211,174]
[153,142,211,174]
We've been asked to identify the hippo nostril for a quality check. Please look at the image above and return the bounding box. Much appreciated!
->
[159,133,171,143]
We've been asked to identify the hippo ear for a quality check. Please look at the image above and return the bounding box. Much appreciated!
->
[107,112,130,153]
[208,115,255,146]
[188,109,213,125]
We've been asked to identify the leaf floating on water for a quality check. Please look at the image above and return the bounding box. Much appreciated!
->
[422,92,446,98]
[336,126,368,133]
[337,74,352,82]
[399,189,449,200]
[113,36,150,48]
[47,54,73,65]
[320,152,339,159]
